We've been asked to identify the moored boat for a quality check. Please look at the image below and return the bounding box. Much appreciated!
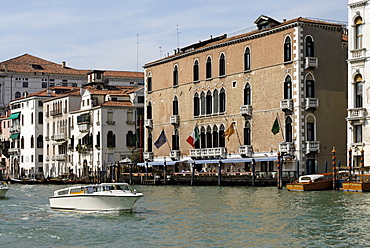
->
[49,183,143,212]
[0,181,9,197]
[286,174,333,191]
[341,174,370,192]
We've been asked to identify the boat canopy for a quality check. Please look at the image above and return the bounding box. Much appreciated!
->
[298,174,325,183]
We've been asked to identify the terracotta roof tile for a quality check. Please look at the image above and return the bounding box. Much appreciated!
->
[100,101,132,107]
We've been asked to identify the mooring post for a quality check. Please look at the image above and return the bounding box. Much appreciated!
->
[332,147,336,190]
[348,149,352,179]
[129,163,133,185]
[252,158,256,187]
[218,161,222,186]
[191,163,195,186]
[277,152,282,189]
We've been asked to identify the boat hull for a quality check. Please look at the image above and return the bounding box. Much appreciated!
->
[49,194,143,212]
[341,181,370,192]
[0,188,9,198]
[286,180,333,191]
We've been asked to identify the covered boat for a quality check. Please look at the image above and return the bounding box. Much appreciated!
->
[341,174,370,192]
[0,181,9,197]
[49,183,143,212]
[286,174,333,191]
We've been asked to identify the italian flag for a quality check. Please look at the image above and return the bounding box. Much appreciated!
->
[186,129,199,148]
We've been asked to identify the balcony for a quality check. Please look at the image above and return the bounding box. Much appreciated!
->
[77,113,90,124]
[240,105,252,118]
[305,98,319,110]
[170,150,180,160]
[190,149,201,158]
[347,108,366,124]
[279,142,294,155]
[9,125,20,133]
[350,48,366,61]
[54,133,66,141]
[106,120,115,125]
[201,147,226,158]
[45,136,49,141]
[170,115,180,125]
[8,147,20,154]
[50,109,62,116]
[306,141,320,154]
[78,124,90,133]
[144,119,153,129]
[239,145,253,157]
[54,154,67,161]
[45,155,50,162]
[280,99,293,111]
[143,152,153,161]
[304,57,318,69]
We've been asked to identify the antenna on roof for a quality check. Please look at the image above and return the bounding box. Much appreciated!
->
[159,46,162,58]
[176,24,181,48]
[136,33,139,72]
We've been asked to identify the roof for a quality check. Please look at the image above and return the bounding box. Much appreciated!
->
[100,101,133,107]
[84,86,138,96]
[0,53,144,78]
[9,86,80,102]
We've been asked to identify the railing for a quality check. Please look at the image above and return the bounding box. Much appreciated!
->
[348,108,366,120]
[305,57,318,69]
[8,148,20,153]
[9,125,20,133]
[190,149,201,158]
[45,156,50,162]
[350,48,366,60]
[54,154,67,161]
[170,150,180,159]
[279,142,294,155]
[54,133,66,141]
[78,124,90,132]
[240,105,252,117]
[239,145,253,157]
[280,99,293,111]
[144,119,153,129]
[170,115,180,125]
[201,147,226,158]
[305,98,319,110]
[143,152,153,161]
[50,109,62,116]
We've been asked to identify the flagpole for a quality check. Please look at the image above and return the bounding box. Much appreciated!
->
[233,121,242,146]
[276,113,284,140]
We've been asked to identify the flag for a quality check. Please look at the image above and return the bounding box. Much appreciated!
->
[223,122,235,141]
[271,117,280,135]
[186,128,199,148]
[154,130,167,149]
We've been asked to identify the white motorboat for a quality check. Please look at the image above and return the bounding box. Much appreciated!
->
[0,181,9,197]
[49,183,143,212]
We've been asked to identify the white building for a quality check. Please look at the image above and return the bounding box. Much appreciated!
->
[347,0,370,167]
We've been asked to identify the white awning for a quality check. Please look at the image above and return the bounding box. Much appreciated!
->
[76,132,88,139]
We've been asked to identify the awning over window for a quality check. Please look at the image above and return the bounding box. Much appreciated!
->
[9,133,19,139]
[8,113,20,119]
[53,141,66,146]
[76,132,88,140]
[137,160,185,166]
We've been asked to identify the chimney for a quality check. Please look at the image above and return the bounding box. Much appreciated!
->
[62,61,66,68]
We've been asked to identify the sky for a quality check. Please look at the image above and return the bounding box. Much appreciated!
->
[0,0,348,72]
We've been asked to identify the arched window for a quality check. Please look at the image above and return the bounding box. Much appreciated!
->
[212,125,219,148]
[147,72,152,92]
[219,88,226,113]
[173,65,178,86]
[194,127,200,149]
[244,121,251,145]
[219,53,226,76]
[213,89,219,114]
[200,127,206,148]
[21,136,24,149]
[193,60,199,82]
[200,92,206,115]
[306,115,315,141]
[285,117,293,142]
[193,93,200,117]
[126,130,134,146]
[354,124,362,143]
[96,132,100,148]
[172,129,179,150]
[305,74,315,98]
[173,96,179,115]
[206,56,212,79]
[305,36,314,57]
[127,109,133,123]
[15,92,21,99]
[107,109,113,123]
[206,91,212,114]
[244,47,251,71]
[148,132,153,152]
[284,76,292,99]
[147,102,152,119]
[206,126,212,148]
[355,74,363,108]
[30,135,34,148]
[107,131,116,147]
[37,135,43,148]
[31,113,33,125]
[244,83,251,105]
[219,125,225,147]
[38,112,43,124]
[284,36,292,62]
[355,16,363,49]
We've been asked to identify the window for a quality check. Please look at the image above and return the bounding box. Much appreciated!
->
[42,82,47,88]
[127,109,133,123]
[284,76,292,99]
[37,135,43,148]
[213,89,219,114]
[242,121,251,146]
[147,72,152,92]
[15,92,21,99]
[244,83,251,105]
[206,91,212,114]
[284,36,292,62]
[212,125,218,148]
[107,109,114,124]
[147,102,152,119]
[173,96,179,115]
[38,112,43,124]
[31,113,34,125]
[206,56,212,79]
[38,155,43,162]
[200,92,206,115]
[148,133,153,152]
[244,47,251,71]
[285,117,293,142]
[219,125,225,147]
[126,130,135,146]
[219,53,225,76]
[306,115,315,141]
[305,74,315,98]
[200,127,206,148]
[355,16,363,49]
[172,129,179,150]
[193,60,199,81]
[354,125,362,143]
[96,132,100,148]
[194,127,200,149]
[107,131,116,147]
[305,36,314,57]
[206,126,212,148]
[173,65,178,86]
[138,96,144,103]
[219,88,226,113]
[355,74,363,108]
[30,135,34,148]
[21,136,24,149]
[193,93,200,117]
[23,82,28,88]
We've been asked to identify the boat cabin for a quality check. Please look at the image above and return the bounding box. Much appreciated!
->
[298,175,325,183]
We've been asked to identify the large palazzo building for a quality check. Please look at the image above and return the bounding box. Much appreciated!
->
[347,0,370,168]
[143,15,348,174]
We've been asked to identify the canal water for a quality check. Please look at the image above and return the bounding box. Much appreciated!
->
[1,184,369,247]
